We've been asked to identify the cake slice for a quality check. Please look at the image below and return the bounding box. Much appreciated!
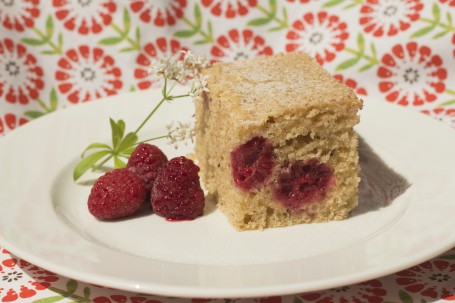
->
[194,53,363,231]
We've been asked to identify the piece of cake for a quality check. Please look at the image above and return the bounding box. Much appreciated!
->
[194,52,363,231]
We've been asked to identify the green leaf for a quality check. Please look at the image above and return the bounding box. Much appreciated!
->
[357,33,365,54]
[135,27,141,43]
[269,0,277,14]
[194,39,210,45]
[110,118,125,148]
[358,63,374,72]
[114,156,126,168]
[399,290,413,303]
[117,132,138,152]
[24,111,45,119]
[432,3,441,22]
[439,99,455,106]
[83,286,91,299]
[119,47,137,53]
[322,0,344,8]
[81,142,112,158]
[343,2,359,9]
[446,89,455,95]
[207,20,213,36]
[41,50,57,55]
[336,57,361,71]
[293,297,303,303]
[410,25,436,38]
[248,17,272,26]
[21,38,46,46]
[66,279,78,293]
[49,88,58,111]
[282,7,288,22]
[370,42,377,58]
[73,150,111,181]
[119,145,137,156]
[447,12,453,26]
[129,85,136,92]
[194,3,202,26]
[123,8,131,34]
[174,30,197,38]
[98,36,124,45]
[31,295,65,303]
[432,30,449,39]
[45,15,54,38]
[57,32,63,48]
[269,25,286,32]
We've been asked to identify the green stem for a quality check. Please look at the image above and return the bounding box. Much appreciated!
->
[92,155,113,171]
[345,47,379,65]
[47,288,90,302]
[36,98,51,112]
[136,134,170,144]
[134,97,166,135]
[256,5,288,29]
[32,27,62,54]
[420,18,455,32]
[182,18,213,43]
[111,23,141,50]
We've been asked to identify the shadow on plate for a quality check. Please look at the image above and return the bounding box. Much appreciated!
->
[352,136,412,217]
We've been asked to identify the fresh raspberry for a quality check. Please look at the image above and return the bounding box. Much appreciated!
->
[230,136,275,191]
[151,156,205,220]
[88,168,146,220]
[273,159,335,210]
[127,143,168,191]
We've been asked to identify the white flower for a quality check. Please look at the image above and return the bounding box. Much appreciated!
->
[166,121,196,149]
[148,50,210,98]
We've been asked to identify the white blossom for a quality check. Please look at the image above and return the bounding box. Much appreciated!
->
[166,121,196,149]
[148,50,210,97]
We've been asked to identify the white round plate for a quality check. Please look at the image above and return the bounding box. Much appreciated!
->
[0,89,455,298]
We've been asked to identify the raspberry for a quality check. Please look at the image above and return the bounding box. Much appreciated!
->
[127,143,168,191]
[151,156,205,220]
[230,136,275,191]
[88,168,146,220]
[273,159,335,210]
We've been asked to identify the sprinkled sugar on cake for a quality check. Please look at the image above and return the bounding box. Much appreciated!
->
[195,52,363,231]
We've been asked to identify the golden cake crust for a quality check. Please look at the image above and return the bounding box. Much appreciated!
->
[202,52,362,124]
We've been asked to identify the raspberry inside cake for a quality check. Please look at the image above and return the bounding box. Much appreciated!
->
[195,53,362,231]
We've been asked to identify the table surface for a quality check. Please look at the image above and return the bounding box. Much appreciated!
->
[1,1,454,302]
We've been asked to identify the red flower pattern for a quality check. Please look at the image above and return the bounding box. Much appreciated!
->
[0,113,28,135]
[0,258,58,301]
[452,33,455,59]
[211,29,273,62]
[333,74,368,96]
[129,0,186,26]
[396,260,455,299]
[377,42,447,106]
[0,39,44,105]
[300,279,387,303]
[55,45,122,103]
[359,0,423,37]
[0,0,40,31]
[53,0,116,34]
[201,0,257,18]
[285,12,348,65]
[439,0,455,6]
[134,38,186,90]
[421,107,455,128]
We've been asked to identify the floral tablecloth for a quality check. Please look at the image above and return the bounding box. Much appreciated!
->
[1,0,455,302]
